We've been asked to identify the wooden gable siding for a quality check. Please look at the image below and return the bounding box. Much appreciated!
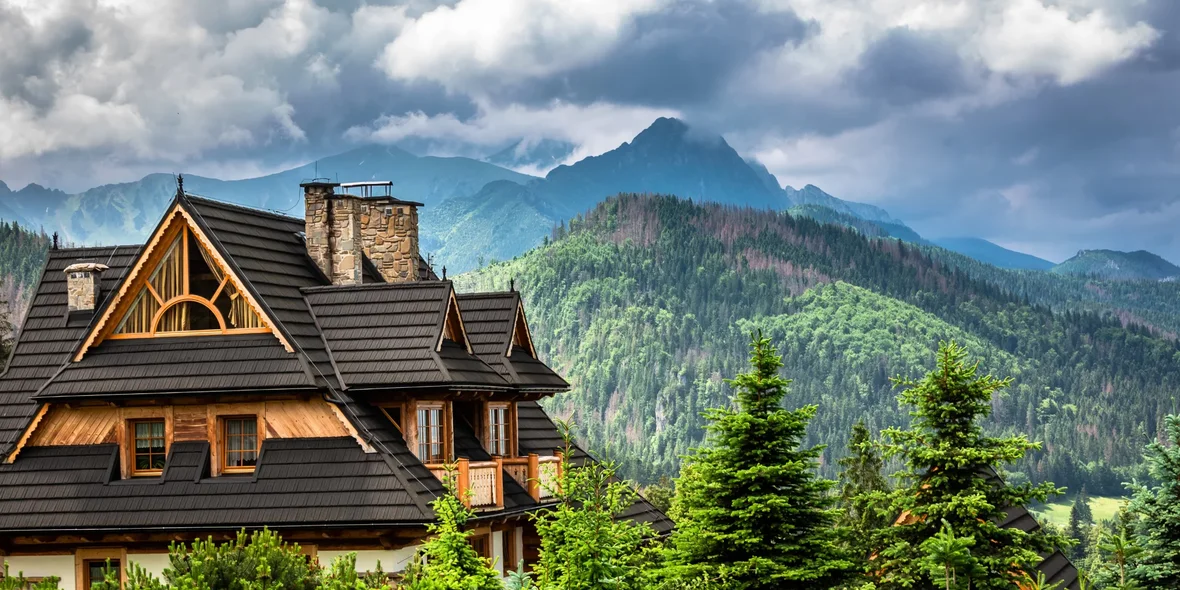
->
[26,399,355,448]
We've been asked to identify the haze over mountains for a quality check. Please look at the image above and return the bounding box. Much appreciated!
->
[0,117,1174,280]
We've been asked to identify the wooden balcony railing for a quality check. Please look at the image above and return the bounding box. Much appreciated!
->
[503,453,563,502]
[426,452,563,510]
[426,458,504,510]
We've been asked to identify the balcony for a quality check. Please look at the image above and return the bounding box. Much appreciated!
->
[426,453,562,510]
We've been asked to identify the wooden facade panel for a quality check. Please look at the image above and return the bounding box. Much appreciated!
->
[173,406,207,441]
[264,399,351,439]
[27,407,119,447]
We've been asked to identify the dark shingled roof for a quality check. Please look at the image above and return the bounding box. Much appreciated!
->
[305,282,507,390]
[457,293,568,391]
[0,437,435,532]
[0,246,137,453]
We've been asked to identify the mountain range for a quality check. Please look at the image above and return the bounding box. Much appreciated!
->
[0,116,1175,281]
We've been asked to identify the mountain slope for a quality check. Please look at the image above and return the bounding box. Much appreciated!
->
[1051,249,1180,281]
[538,117,788,213]
[26,145,535,248]
[458,194,1179,494]
[934,237,1056,271]
[786,184,898,224]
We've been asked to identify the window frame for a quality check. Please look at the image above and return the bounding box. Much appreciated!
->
[128,418,168,477]
[75,548,126,590]
[487,402,514,457]
[416,402,447,463]
[220,414,262,474]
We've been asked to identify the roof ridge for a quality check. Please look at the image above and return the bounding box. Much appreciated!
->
[302,280,452,294]
[456,291,517,299]
[183,194,305,225]
[51,245,143,255]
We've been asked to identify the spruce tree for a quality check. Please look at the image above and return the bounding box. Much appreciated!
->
[837,420,891,576]
[1068,487,1094,561]
[870,341,1065,590]
[1128,414,1180,588]
[663,332,852,589]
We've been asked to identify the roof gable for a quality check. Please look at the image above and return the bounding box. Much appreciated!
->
[457,292,568,391]
[75,199,292,361]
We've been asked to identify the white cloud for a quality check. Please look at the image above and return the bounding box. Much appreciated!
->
[379,0,669,92]
[347,99,679,172]
[746,0,1157,98]
[975,0,1159,84]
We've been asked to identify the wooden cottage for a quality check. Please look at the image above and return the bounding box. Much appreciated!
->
[0,181,670,588]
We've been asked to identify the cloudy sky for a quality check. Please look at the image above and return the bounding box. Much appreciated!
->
[0,0,1177,262]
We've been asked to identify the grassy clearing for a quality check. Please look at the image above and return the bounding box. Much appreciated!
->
[1034,495,1127,527]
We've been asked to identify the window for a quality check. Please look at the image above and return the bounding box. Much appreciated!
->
[131,419,167,475]
[84,559,119,589]
[112,224,265,338]
[489,404,511,456]
[504,528,520,573]
[223,416,259,473]
[470,533,491,561]
[417,404,444,463]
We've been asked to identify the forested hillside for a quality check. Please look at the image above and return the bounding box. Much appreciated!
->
[457,194,1180,494]
[0,221,51,350]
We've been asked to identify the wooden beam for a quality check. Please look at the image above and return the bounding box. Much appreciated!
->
[4,403,49,464]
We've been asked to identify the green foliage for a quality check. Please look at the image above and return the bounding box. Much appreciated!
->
[151,529,320,590]
[457,194,1180,496]
[0,562,60,590]
[319,554,392,590]
[641,476,674,515]
[531,419,654,590]
[400,474,502,590]
[1067,487,1095,561]
[90,560,121,590]
[869,342,1067,590]
[1127,414,1180,589]
[662,333,853,589]
[918,521,983,590]
[837,420,891,554]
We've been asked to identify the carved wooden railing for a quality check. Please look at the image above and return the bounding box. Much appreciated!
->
[426,452,564,509]
[502,453,563,502]
[426,457,504,510]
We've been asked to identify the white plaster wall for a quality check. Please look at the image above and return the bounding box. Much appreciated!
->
[126,553,171,579]
[2,555,75,589]
[318,547,418,575]
[491,530,505,575]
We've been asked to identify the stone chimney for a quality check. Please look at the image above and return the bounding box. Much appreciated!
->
[359,197,420,283]
[303,181,422,285]
[64,262,108,312]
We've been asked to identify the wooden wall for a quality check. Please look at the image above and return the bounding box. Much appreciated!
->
[26,399,357,448]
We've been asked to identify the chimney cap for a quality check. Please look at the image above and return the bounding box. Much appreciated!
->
[300,180,340,189]
[64,262,110,274]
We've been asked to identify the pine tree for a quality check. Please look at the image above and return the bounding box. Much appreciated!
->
[837,420,891,576]
[1127,414,1180,588]
[663,332,852,589]
[1068,487,1095,562]
[870,341,1066,590]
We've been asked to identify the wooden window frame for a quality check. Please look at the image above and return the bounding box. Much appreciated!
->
[75,548,126,590]
[118,408,173,480]
[416,402,447,463]
[487,402,515,458]
[220,414,262,475]
[503,526,520,574]
[407,400,452,464]
[128,418,168,477]
[470,531,492,561]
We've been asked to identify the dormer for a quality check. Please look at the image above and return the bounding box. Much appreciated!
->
[73,199,291,361]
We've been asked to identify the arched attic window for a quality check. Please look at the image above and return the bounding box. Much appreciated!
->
[112,225,266,338]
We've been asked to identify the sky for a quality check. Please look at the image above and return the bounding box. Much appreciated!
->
[0,0,1177,262]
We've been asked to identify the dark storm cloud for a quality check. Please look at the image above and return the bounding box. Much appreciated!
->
[851,29,972,106]
[0,3,93,111]
[490,1,810,108]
